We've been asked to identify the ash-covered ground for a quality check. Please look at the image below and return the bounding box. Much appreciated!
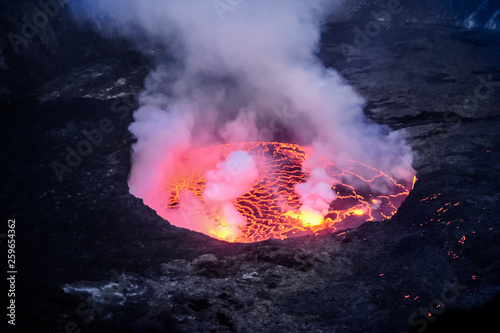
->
[1,1,500,332]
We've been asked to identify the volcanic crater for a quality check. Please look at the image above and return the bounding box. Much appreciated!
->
[1,1,500,333]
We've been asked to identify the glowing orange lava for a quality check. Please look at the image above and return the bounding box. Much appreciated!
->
[166,142,414,243]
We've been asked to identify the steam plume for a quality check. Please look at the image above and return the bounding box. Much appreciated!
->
[202,150,259,240]
[70,0,414,238]
[295,167,337,227]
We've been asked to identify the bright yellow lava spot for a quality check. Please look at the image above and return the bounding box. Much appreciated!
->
[350,209,365,216]
[210,223,238,242]
[299,211,325,227]
[283,210,326,227]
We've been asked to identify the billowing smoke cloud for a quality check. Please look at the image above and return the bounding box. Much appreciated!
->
[294,167,337,227]
[70,0,414,238]
[202,150,259,240]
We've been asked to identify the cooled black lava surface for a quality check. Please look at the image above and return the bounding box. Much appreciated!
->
[1,2,500,333]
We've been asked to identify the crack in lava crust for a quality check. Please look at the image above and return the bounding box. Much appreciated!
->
[166,142,414,243]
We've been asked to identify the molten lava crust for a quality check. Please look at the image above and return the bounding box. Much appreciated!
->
[166,142,413,243]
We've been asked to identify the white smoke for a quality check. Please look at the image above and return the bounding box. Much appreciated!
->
[202,150,259,240]
[160,150,259,241]
[70,0,414,237]
[294,167,338,226]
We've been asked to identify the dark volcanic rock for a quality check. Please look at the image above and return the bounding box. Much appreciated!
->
[1,2,499,333]
[0,0,147,107]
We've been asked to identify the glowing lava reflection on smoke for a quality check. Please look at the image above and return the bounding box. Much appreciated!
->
[166,142,415,243]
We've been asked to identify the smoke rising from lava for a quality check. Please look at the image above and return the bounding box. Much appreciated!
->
[295,167,338,227]
[202,150,259,240]
[70,0,414,239]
